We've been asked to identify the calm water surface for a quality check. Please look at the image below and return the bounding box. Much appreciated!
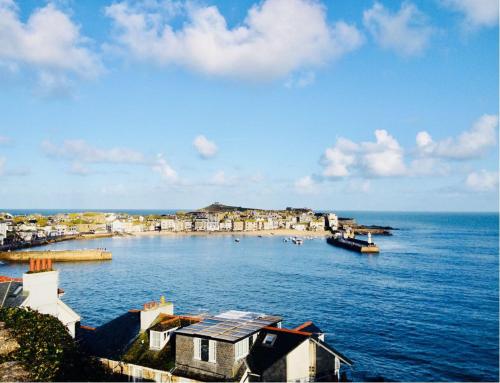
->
[1,212,498,381]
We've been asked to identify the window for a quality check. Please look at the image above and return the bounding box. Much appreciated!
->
[150,331,161,350]
[194,338,216,363]
[263,333,277,347]
[234,337,249,360]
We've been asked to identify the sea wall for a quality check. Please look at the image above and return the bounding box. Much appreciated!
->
[0,249,112,262]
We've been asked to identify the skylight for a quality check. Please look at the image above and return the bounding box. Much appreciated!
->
[263,333,277,347]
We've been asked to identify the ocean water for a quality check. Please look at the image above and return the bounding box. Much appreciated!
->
[1,212,498,381]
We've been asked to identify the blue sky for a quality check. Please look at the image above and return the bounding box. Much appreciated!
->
[0,0,498,211]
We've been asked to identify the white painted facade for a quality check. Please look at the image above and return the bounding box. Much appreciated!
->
[140,302,174,331]
[286,339,310,382]
[0,222,7,245]
[21,270,80,337]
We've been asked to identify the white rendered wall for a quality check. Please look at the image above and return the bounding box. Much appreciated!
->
[286,339,310,382]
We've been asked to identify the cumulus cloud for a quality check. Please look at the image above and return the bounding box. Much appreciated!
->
[441,0,499,28]
[416,114,498,159]
[105,0,364,80]
[152,154,178,182]
[0,1,102,88]
[209,170,230,186]
[193,135,218,158]
[363,2,433,56]
[42,139,146,164]
[294,175,318,194]
[322,130,406,178]
[465,170,499,191]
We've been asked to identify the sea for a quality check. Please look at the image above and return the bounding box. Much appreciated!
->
[0,211,498,382]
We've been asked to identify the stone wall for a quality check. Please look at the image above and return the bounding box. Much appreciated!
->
[175,334,242,380]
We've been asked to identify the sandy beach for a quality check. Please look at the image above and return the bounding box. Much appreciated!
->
[132,229,330,238]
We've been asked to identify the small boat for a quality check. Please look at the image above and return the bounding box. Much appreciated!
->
[234,238,240,243]
[258,235,262,238]
[283,238,288,242]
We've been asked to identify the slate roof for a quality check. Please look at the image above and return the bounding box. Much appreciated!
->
[77,310,141,359]
[245,327,310,375]
[0,278,26,308]
[175,310,282,343]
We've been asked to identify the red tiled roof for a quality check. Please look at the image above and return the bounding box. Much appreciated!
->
[0,276,22,283]
[263,326,312,336]
[293,321,313,331]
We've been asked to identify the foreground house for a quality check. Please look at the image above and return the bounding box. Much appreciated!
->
[173,311,282,381]
[77,302,352,382]
[242,324,352,382]
[0,259,80,337]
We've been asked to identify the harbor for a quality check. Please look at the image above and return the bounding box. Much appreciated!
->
[0,249,112,262]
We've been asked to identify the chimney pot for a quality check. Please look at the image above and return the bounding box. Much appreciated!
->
[35,258,41,271]
[41,258,46,271]
[29,258,35,272]
[47,259,52,270]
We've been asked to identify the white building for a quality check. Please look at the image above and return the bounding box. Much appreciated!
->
[160,218,176,231]
[0,260,80,338]
[327,213,339,231]
[0,221,7,246]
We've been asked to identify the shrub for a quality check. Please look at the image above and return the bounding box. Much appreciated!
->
[0,308,119,382]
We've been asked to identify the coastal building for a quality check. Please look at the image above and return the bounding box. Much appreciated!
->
[183,220,193,231]
[309,217,326,231]
[233,220,244,231]
[326,214,339,231]
[241,323,352,382]
[207,217,220,232]
[219,219,232,231]
[292,223,306,231]
[160,218,176,232]
[194,218,208,232]
[0,221,7,245]
[0,259,80,338]
[173,311,282,381]
[244,220,258,231]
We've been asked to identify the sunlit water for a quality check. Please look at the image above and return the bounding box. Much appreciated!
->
[1,212,498,381]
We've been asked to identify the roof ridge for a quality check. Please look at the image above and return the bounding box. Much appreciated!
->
[293,321,313,331]
[0,276,22,283]
[263,326,312,336]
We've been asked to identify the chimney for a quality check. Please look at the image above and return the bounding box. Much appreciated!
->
[23,259,59,316]
[140,296,174,331]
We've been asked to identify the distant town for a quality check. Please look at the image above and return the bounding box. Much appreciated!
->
[0,203,392,250]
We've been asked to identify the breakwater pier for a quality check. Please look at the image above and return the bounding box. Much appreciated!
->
[0,249,112,262]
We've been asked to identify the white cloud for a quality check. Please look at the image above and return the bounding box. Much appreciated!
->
[152,154,178,182]
[322,138,358,177]
[42,139,146,164]
[193,135,218,158]
[361,129,407,176]
[322,130,406,178]
[441,0,499,28]
[0,1,102,86]
[294,175,318,194]
[416,114,498,159]
[465,170,499,191]
[363,2,433,56]
[105,0,364,80]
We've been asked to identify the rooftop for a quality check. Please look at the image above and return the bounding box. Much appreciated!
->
[0,278,25,308]
[175,310,281,343]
